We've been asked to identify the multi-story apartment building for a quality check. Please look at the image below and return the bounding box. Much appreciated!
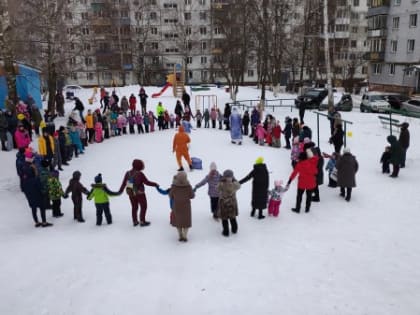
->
[367,0,420,94]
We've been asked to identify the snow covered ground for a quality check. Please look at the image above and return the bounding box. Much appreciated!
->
[1,85,420,315]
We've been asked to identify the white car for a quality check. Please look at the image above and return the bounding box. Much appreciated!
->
[400,99,420,115]
[360,92,392,113]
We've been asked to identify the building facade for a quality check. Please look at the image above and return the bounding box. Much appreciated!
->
[367,0,420,94]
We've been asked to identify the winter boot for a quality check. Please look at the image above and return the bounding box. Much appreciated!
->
[250,208,256,217]
[291,208,300,213]
[230,218,238,234]
[258,209,265,219]
[222,220,229,237]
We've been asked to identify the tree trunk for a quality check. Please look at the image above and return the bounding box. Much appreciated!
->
[47,63,57,114]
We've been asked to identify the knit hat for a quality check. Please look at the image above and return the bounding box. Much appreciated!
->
[132,159,144,171]
[255,156,264,164]
[17,113,25,120]
[72,171,81,180]
[24,148,34,162]
[274,180,283,187]
[94,173,102,183]
[209,162,217,171]
[223,169,234,178]
[303,137,311,144]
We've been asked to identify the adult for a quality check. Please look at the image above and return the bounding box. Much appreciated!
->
[156,102,165,130]
[38,128,55,166]
[102,92,110,114]
[0,110,8,151]
[85,109,95,143]
[55,90,65,117]
[286,151,318,213]
[5,110,18,148]
[120,96,129,114]
[138,87,148,114]
[242,110,250,135]
[386,135,403,178]
[238,157,269,219]
[182,89,191,110]
[398,122,410,168]
[174,100,184,122]
[311,147,324,202]
[229,107,242,145]
[172,125,192,171]
[223,103,232,130]
[336,147,358,201]
[169,171,195,242]
[119,159,159,226]
[329,123,344,154]
[73,97,85,123]
[21,150,52,227]
[31,105,43,137]
[250,107,260,138]
[217,169,240,237]
[299,100,306,124]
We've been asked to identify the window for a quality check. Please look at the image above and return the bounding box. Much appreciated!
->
[248,70,254,77]
[351,40,357,48]
[186,41,192,50]
[351,26,358,33]
[199,11,207,20]
[121,11,129,18]
[150,12,157,19]
[201,56,207,64]
[200,27,207,35]
[185,0,191,4]
[407,39,415,53]
[135,12,141,20]
[393,0,401,5]
[164,18,178,23]
[67,28,74,35]
[69,57,76,65]
[152,57,159,64]
[151,42,159,50]
[184,12,191,20]
[151,27,158,35]
[65,12,72,20]
[390,40,398,53]
[102,72,112,80]
[214,27,222,35]
[373,63,382,75]
[392,17,399,29]
[185,27,191,35]
[86,73,94,81]
[163,3,178,8]
[188,71,193,80]
[164,33,179,39]
[199,0,205,4]
[85,57,93,66]
[71,72,77,80]
[201,41,207,51]
[388,63,395,75]
[362,66,368,74]
[165,48,179,53]
[84,43,91,51]
[70,43,75,50]
[186,57,192,64]
[201,70,208,81]
[82,28,90,35]
[353,0,359,5]
[409,14,417,28]
[81,12,88,20]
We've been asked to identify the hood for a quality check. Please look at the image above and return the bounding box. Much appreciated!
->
[387,135,397,145]
[178,125,185,132]
[132,159,144,171]
[172,171,190,186]
[72,171,81,180]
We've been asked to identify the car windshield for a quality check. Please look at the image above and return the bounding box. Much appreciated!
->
[370,95,386,101]
[305,90,323,97]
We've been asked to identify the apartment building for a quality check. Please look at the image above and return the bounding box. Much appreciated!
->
[367,0,420,94]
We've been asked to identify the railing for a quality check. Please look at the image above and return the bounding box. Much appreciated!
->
[227,98,295,112]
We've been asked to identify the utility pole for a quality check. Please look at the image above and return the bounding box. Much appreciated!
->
[323,0,333,107]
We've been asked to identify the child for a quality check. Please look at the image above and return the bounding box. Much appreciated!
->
[255,123,266,145]
[128,112,136,134]
[95,121,103,143]
[169,113,175,128]
[217,169,240,237]
[203,108,210,128]
[87,173,119,226]
[195,109,203,128]
[48,170,64,217]
[380,146,391,174]
[267,180,288,217]
[271,121,282,148]
[324,152,338,187]
[283,116,292,149]
[64,170,90,222]
[193,162,221,220]
[156,186,175,226]
[135,110,144,134]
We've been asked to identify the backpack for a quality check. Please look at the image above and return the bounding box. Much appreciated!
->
[126,170,139,195]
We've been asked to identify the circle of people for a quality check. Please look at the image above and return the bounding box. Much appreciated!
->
[2,87,410,241]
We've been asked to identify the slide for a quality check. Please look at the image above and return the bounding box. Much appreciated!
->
[152,83,172,98]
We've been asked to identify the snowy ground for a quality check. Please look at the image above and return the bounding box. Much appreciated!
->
[1,86,420,315]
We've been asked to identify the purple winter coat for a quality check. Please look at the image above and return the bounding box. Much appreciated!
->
[194,171,221,197]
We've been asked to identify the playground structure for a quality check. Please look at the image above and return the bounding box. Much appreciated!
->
[152,64,185,98]
[88,87,98,104]
[195,94,218,112]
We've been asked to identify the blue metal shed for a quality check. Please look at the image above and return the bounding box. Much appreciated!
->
[0,63,42,109]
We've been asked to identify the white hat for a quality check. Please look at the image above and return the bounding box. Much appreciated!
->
[209,162,217,171]
[343,147,351,154]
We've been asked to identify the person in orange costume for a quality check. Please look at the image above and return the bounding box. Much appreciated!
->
[173,125,192,171]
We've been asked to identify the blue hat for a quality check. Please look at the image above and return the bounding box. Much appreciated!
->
[94,173,102,183]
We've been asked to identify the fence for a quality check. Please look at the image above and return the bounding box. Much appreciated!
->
[227,98,295,112]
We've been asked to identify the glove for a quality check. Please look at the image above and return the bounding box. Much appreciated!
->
[63,194,68,199]
[287,179,291,186]
[193,187,197,193]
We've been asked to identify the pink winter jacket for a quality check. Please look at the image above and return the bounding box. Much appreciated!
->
[15,129,31,149]
[255,125,266,140]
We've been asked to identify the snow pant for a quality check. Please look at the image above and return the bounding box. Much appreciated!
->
[122,127,127,135]
[95,202,112,225]
[218,120,223,130]
[268,199,281,217]
[87,128,94,143]
[1,138,6,151]
[334,143,343,154]
[222,218,238,236]
[31,206,46,224]
[243,124,249,135]
[176,149,192,168]
[295,188,313,212]
[144,124,149,133]
[340,187,352,200]
[72,197,84,220]
[401,148,407,167]
[104,128,110,139]
[299,108,305,124]
[391,163,400,177]
[382,162,390,173]
[177,227,189,240]
[52,199,62,217]
[210,197,219,216]
[129,193,148,224]
[42,193,51,210]
[312,185,320,201]
[137,124,144,134]
[328,177,337,187]
[141,104,147,115]
[224,119,230,130]
[211,120,216,128]
[197,120,201,128]
[204,120,209,128]
[284,135,291,149]
[129,125,135,134]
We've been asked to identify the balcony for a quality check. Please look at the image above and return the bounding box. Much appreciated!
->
[368,29,387,38]
[363,51,385,61]
[367,4,389,18]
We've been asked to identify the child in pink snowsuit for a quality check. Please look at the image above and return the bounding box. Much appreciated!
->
[95,121,103,143]
[255,124,266,146]
[267,180,288,217]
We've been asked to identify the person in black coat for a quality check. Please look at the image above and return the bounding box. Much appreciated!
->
[380,146,391,174]
[283,116,292,149]
[21,150,53,227]
[223,103,231,130]
[311,147,324,202]
[398,122,410,168]
[329,123,344,154]
[139,87,148,114]
[5,110,18,148]
[182,90,191,109]
[242,110,250,135]
[387,135,404,178]
[73,98,85,123]
[238,157,269,219]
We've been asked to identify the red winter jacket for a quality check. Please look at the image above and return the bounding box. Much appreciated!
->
[129,96,137,111]
[272,125,282,138]
[289,156,318,190]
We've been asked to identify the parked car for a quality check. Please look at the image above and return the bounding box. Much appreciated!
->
[319,93,353,111]
[360,92,392,113]
[386,94,410,110]
[400,99,420,115]
[295,88,328,110]
[63,85,83,100]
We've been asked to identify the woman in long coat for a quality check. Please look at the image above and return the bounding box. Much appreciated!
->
[217,169,240,237]
[169,171,195,242]
[387,135,403,178]
[239,157,269,219]
[336,148,358,201]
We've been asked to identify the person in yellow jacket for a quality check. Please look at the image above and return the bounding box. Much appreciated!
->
[172,125,192,171]
[38,128,55,164]
[85,109,95,143]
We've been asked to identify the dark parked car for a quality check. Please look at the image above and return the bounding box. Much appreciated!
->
[386,94,410,110]
[295,88,328,110]
[319,93,353,111]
